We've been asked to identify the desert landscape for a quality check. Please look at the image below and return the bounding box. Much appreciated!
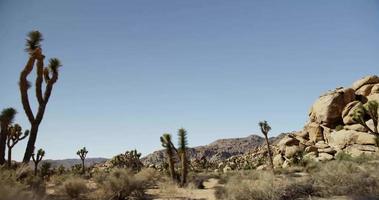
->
[1,1,378,200]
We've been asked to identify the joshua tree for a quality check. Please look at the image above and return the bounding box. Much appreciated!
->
[178,128,188,186]
[259,120,274,172]
[110,149,143,171]
[20,31,62,163]
[0,107,17,165]
[160,133,177,182]
[77,147,88,174]
[353,100,379,135]
[32,148,45,176]
[6,124,29,167]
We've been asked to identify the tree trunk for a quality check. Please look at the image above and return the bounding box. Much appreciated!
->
[0,126,7,165]
[34,163,38,176]
[264,135,274,173]
[167,150,176,182]
[181,152,187,186]
[82,159,85,174]
[7,148,12,168]
[23,124,39,163]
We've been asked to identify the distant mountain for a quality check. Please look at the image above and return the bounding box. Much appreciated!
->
[40,158,108,168]
[141,133,287,166]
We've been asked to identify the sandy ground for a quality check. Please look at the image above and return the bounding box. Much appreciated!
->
[146,178,221,200]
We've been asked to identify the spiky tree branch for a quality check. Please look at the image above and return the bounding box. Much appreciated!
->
[352,101,378,136]
[20,31,62,163]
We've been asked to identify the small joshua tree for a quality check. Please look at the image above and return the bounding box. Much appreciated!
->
[6,124,29,167]
[77,147,88,174]
[352,100,378,136]
[110,149,143,171]
[160,133,177,182]
[0,108,17,165]
[32,148,45,176]
[20,31,62,163]
[178,128,188,186]
[259,120,274,172]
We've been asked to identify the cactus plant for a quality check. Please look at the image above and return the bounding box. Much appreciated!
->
[19,31,62,163]
[160,133,177,182]
[259,120,274,172]
[178,128,188,186]
[352,100,379,135]
[6,124,29,167]
[32,148,45,176]
[76,147,88,174]
[0,108,17,165]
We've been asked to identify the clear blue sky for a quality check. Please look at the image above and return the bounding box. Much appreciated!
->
[0,0,378,160]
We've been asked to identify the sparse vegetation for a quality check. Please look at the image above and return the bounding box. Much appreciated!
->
[0,107,17,165]
[6,124,29,167]
[61,177,89,199]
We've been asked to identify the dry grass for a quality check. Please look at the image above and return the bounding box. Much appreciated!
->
[312,160,379,198]
[59,177,89,199]
[0,166,34,200]
[95,168,156,200]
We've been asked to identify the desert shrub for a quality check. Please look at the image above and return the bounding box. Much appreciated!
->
[312,160,379,197]
[97,168,153,200]
[24,175,46,197]
[40,162,52,178]
[335,151,377,164]
[60,177,88,199]
[0,167,34,200]
[216,170,315,200]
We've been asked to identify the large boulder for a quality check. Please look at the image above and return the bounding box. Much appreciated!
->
[273,154,284,168]
[284,145,301,158]
[344,124,367,132]
[329,129,358,149]
[309,88,355,127]
[329,129,378,149]
[344,144,378,157]
[352,75,379,90]
[317,153,334,161]
[305,122,324,143]
[356,84,375,97]
[342,101,362,125]
[371,84,379,95]
[367,93,379,103]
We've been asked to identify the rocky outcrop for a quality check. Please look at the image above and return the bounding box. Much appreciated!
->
[271,75,379,168]
[309,88,355,127]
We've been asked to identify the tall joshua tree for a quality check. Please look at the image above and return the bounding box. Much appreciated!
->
[0,108,17,165]
[259,120,274,172]
[32,148,45,176]
[6,124,29,167]
[160,133,177,182]
[178,128,188,186]
[20,31,62,163]
[353,100,378,135]
[77,147,88,174]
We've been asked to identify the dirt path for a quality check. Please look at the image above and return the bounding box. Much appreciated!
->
[147,178,221,200]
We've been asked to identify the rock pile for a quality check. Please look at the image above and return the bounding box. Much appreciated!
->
[273,75,379,168]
